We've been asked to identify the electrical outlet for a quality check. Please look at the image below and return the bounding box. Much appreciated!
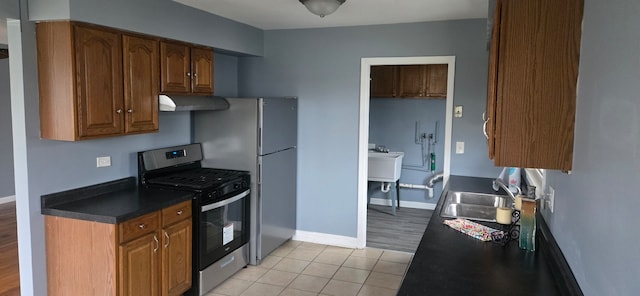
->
[96,156,111,168]
[547,186,555,213]
[455,142,464,154]
[454,105,463,118]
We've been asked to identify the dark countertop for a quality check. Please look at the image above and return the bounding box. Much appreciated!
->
[41,177,194,224]
[398,175,560,296]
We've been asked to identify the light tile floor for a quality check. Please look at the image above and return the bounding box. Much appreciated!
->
[206,240,413,296]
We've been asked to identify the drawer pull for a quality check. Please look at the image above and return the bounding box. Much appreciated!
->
[176,210,183,215]
[138,224,146,229]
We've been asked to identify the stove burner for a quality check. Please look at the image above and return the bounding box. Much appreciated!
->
[146,168,246,191]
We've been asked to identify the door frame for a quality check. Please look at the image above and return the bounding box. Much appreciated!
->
[357,56,456,248]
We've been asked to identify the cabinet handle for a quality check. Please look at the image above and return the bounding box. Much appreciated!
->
[127,109,133,113]
[153,234,159,253]
[176,210,183,215]
[186,72,191,77]
[164,231,170,248]
[483,117,490,140]
[138,223,146,229]
[116,109,122,114]
[193,73,198,78]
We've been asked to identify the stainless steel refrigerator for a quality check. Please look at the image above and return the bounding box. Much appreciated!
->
[192,97,297,265]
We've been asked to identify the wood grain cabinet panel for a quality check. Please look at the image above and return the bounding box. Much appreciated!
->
[123,35,159,134]
[398,65,427,97]
[370,65,397,97]
[160,42,191,94]
[370,65,447,99]
[160,41,214,95]
[119,232,160,296]
[45,200,193,296]
[190,47,214,94]
[486,0,583,170]
[37,21,160,141]
[162,219,192,296]
[74,25,123,138]
[425,64,448,97]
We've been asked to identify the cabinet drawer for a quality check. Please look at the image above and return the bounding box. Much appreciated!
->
[119,211,160,243]
[162,200,192,227]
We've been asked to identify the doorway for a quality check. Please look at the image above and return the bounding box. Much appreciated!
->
[357,56,456,249]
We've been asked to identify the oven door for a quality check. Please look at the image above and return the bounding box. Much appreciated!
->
[199,189,250,269]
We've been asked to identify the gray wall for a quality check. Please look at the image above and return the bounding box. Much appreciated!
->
[29,0,264,56]
[10,0,246,292]
[368,98,446,205]
[0,58,14,197]
[543,0,640,295]
[238,19,501,238]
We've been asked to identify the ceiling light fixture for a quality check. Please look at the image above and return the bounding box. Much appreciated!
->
[299,0,346,18]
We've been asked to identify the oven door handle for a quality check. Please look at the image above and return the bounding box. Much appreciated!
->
[201,189,250,212]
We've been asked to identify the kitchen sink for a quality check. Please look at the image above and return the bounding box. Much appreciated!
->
[440,191,512,222]
[368,151,404,182]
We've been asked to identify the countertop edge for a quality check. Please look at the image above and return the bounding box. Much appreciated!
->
[40,177,194,224]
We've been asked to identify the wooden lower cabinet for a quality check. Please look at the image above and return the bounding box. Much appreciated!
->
[120,232,160,296]
[45,200,192,296]
[162,219,192,296]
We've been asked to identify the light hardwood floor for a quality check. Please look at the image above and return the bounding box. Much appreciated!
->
[366,205,433,253]
[0,201,20,296]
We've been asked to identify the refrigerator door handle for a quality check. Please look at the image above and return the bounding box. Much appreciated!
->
[258,127,262,154]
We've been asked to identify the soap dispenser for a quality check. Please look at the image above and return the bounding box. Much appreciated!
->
[519,186,537,251]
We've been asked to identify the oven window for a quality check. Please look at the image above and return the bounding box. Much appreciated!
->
[200,192,250,268]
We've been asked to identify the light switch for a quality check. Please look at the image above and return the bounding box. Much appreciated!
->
[454,105,463,118]
[455,142,464,154]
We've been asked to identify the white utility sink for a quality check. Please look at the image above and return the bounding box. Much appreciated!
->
[368,151,404,182]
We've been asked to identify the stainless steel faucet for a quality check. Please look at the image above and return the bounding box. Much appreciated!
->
[493,178,521,202]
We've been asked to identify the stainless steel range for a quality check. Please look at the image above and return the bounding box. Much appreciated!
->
[138,143,250,296]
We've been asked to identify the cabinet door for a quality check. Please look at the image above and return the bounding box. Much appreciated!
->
[370,66,398,98]
[370,66,397,97]
[74,25,123,138]
[160,42,190,94]
[119,232,160,296]
[123,35,159,134]
[397,65,427,97]
[426,64,448,97]
[161,219,192,296]
[491,0,582,170]
[190,47,214,94]
[486,0,503,160]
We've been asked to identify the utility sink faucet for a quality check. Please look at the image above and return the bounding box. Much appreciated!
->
[493,178,521,202]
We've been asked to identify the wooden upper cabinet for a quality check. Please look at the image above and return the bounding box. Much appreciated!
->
[123,34,159,134]
[160,42,191,93]
[426,64,448,97]
[486,0,583,170]
[398,65,427,97]
[160,41,214,95]
[191,47,214,94]
[37,21,160,141]
[371,65,447,99]
[370,66,397,97]
[74,25,123,138]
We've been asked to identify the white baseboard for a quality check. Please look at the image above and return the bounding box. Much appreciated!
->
[369,198,436,210]
[293,230,362,249]
[0,195,15,204]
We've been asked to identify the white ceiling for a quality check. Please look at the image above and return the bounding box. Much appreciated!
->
[174,0,489,30]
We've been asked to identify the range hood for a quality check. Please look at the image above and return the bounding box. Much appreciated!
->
[159,94,230,112]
